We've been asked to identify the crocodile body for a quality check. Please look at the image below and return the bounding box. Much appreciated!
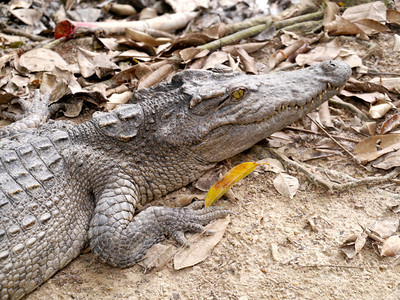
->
[0,61,351,299]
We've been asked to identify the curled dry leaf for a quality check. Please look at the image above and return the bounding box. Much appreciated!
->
[381,235,400,257]
[272,173,299,199]
[269,40,305,69]
[340,90,385,104]
[324,15,367,40]
[369,99,395,119]
[381,113,400,135]
[236,48,255,74]
[387,9,400,26]
[125,28,172,47]
[340,233,368,259]
[137,64,173,89]
[205,162,258,207]
[323,1,340,26]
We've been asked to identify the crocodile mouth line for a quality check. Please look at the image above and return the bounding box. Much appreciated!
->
[254,82,344,124]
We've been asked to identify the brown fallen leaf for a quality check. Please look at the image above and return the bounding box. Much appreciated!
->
[381,113,400,135]
[137,64,174,89]
[387,9,400,26]
[372,149,400,170]
[295,38,341,66]
[353,134,400,163]
[174,216,230,270]
[201,51,229,70]
[236,48,256,74]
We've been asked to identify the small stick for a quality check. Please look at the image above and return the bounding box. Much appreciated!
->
[307,115,361,164]
[285,126,360,143]
[2,27,48,42]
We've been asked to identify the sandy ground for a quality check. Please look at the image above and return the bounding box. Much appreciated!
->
[23,32,400,300]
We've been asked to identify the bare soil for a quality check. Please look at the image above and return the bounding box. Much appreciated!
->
[27,33,400,300]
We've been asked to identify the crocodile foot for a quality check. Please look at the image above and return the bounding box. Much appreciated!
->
[89,203,232,267]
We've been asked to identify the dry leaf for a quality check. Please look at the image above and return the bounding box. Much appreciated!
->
[387,9,400,25]
[394,35,400,52]
[137,64,173,89]
[295,38,341,66]
[236,48,256,74]
[369,98,395,119]
[10,8,42,26]
[340,90,385,103]
[205,162,257,207]
[381,113,400,135]
[201,51,229,70]
[324,15,366,39]
[353,134,400,163]
[273,173,299,199]
[372,149,400,170]
[353,19,389,35]
[269,40,305,68]
[370,77,400,93]
[174,216,230,270]
[19,48,68,72]
[104,91,133,110]
[340,233,368,259]
[166,0,210,13]
[126,28,172,47]
[342,1,386,22]
[139,244,177,270]
[323,1,340,26]
[370,218,399,239]
[256,158,285,174]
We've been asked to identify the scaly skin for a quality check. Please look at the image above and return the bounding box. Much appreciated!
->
[0,60,351,299]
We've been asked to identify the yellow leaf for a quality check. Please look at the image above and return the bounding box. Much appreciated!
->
[205,162,258,207]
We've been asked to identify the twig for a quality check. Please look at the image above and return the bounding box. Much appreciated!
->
[271,148,400,192]
[329,97,370,121]
[2,27,48,42]
[297,264,364,269]
[307,115,361,164]
[285,126,360,143]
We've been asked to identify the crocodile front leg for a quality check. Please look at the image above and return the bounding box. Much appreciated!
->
[88,176,230,267]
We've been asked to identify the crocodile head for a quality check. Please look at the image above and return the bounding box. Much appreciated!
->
[96,61,350,164]
[134,60,350,163]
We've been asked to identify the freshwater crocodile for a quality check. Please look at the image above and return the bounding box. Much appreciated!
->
[0,60,351,299]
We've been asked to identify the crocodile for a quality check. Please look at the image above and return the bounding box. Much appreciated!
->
[0,60,351,299]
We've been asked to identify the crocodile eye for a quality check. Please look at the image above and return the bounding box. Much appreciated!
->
[231,88,246,100]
